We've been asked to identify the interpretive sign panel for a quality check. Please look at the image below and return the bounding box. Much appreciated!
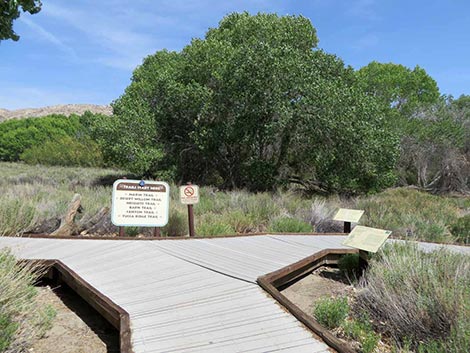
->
[112,179,170,227]
[180,185,199,205]
[342,225,392,253]
[333,208,365,223]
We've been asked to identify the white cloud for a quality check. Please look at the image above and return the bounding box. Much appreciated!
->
[39,1,287,70]
[19,17,76,57]
[42,2,162,70]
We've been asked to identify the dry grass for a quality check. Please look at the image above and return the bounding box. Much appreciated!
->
[354,243,470,352]
[0,249,55,352]
[0,162,469,242]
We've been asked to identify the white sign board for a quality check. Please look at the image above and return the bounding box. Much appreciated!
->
[342,225,392,253]
[333,208,365,223]
[112,179,170,227]
[180,185,199,204]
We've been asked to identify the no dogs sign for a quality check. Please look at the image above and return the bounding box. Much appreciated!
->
[180,185,199,204]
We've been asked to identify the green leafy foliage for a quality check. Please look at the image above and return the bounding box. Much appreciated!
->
[342,316,380,353]
[90,12,398,194]
[338,253,360,278]
[449,215,470,244]
[20,135,104,167]
[313,296,349,329]
[0,115,81,162]
[356,61,440,116]
[0,312,18,351]
[0,0,41,41]
[356,62,470,193]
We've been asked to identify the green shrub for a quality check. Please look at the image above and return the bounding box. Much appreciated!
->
[338,253,360,278]
[356,188,460,242]
[0,248,56,351]
[125,226,139,237]
[197,220,234,236]
[0,115,82,162]
[162,208,187,237]
[313,296,349,329]
[268,217,312,233]
[354,243,470,351]
[449,215,470,244]
[343,316,380,353]
[226,211,258,233]
[21,135,104,167]
[0,312,18,351]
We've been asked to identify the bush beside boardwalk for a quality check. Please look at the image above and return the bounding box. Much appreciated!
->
[0,162,469,244]
[313,244,470,353]
[0,249,55,352]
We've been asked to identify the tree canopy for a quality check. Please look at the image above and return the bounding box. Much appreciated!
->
[356,61,440,116]
[0,0,41,41]
[88,12,399,194]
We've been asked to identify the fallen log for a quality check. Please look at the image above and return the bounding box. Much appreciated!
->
[51,194,82,236]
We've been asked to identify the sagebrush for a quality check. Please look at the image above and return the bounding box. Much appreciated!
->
[0,248,55,352]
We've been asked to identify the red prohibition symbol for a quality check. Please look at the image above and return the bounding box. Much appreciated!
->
[184,186,195,197]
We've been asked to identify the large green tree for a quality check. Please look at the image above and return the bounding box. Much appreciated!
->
[356,61,440,116]
[354,61,469,192]
[92,12,398,193]
[0,0,41,41]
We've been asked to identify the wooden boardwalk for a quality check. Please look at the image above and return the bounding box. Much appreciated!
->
[1,235,468,353]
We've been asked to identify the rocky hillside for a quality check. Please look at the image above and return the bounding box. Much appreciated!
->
[0,104,113,122]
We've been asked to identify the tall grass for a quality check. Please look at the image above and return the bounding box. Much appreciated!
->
[354,243,470,352]
[356,188,462,243]
[0,249,55,352]
[0,163,468,241]
[0,163,119,236]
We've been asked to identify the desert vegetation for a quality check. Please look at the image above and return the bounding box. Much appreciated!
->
[0,114,104,167]
[0,249,55,352]
[0,162,469,243]
[313,244,470,353]
[1,8,469,353]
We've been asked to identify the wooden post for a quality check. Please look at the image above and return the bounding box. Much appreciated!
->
[118,176,128,238]
[153,227,161,237]
[358,249,369,274]
[188,204,195,237]
[344,221,351,233]
[186,182,196,237]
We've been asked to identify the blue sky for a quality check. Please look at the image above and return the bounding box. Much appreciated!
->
[1,0,469,109]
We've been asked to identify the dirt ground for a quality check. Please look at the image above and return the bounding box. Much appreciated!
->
[32,282,119,353]
[281,266,354,317]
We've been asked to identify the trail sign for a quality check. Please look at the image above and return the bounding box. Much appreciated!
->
[180,185,199,205]
[333,208,364,223]
[342,225,392,253]
[112,179,170,227]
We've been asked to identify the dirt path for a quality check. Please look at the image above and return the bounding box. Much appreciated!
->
[32,282,119,353]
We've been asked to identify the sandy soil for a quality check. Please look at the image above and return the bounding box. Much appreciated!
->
[32,283,119,353]
[281,266,354,317]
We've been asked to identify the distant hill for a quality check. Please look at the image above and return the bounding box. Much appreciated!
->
[0,104,113,122]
